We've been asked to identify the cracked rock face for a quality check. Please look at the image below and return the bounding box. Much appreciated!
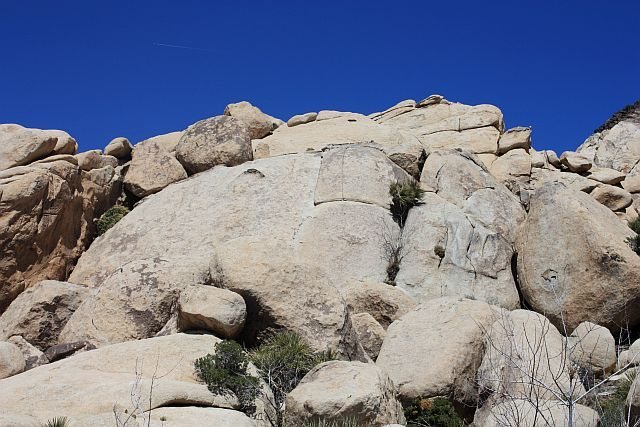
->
[516,181,640,331]
[396,149,525,308]
[67,148,409,354]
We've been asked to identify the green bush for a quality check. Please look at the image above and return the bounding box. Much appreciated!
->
[390,180,425,226]
[44,418,70,427]
[96,205,130,235]
[251,331,336,426]
[194,340,261,415]
[597,370,636,427]
[404,397,465,427]
[626,218,640,255]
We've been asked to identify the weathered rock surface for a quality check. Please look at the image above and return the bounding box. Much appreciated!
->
[75,150,118,171]
[396,150,525,307]
[497,126,531,154]
[530,167,598,192]
[7,335,47,370]
[61,257,208,347]
[104,136,133,159]
[224,101,280,139]
[0,334,247,423]
[591,183,633,211]
[0,124,58,171]
[516,181,640,331]
[560,151,592,172]
[342,281,416,329]
[0,159,121,312]
[253,115,422,163]
[376,298,497,403]
[0,280,90,351]
[567,321,616,373]
[284,361,405,427]
[370,99,416,123]
[124,137,187,198]
[178,285,246,338]
[489,148,531,182]
[578,121,640,173]
[474,398,599,427]
[176,115,252,174]
[418,127,500,154]
[477,310,578,400]
[49,130,78,155]
[587,167,626,185]
[287,112,317,127]
[351,312,385,359]
[0,340,25,379]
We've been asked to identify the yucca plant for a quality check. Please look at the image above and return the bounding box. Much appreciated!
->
[389,179,425,226]
[44,417,70,427]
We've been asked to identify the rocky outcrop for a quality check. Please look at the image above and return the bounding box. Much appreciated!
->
[176,115,252,174]
[0,280,90,351]
[0,157,121,312]
[0,124,58,171]
[474,399,599,427]
[396,150,525,308]
[284,361,405,426]
[342,281,416,329]
[224,101,281,139]
[287,112,317,127]
[516,181,640,331]
[75,150,118,171]
[376,298,497,403]
[578,120,640,173]
[124,137,187,198]
[351,312,385,359]
[0,334,259,424]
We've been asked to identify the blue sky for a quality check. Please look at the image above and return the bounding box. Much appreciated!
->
[1,1,638,154]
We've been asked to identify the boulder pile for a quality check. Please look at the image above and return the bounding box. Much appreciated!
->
[1,97,640,426]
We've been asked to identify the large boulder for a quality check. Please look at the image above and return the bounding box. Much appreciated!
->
[590,183,633,211]
[567,321,616,373]
[284,361,405,427]
[342,281,416,329]
[60,257,208,347]
[376,297,498,403]
[124,137,187,198]
[497,126,531,154]
[177,284,246,338]
[0,334,265,423]
[75,150,118,171]
[396,150,525,308]
[559,151,592,173]
[176,115,252,174]
[577,121,640,173]
[516,181,640,331]
[104,136,133,159]
[68,150,408,355]
[224,101,281,139]
[0,159,121,312]
[350,312,385,359]
[49,129,78,155]
[0,124,58,171]
[477,309,579,401]
[0,340,25,379]
[0,280,90,351]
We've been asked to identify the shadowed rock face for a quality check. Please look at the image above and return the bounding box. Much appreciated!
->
[0,159,121,313]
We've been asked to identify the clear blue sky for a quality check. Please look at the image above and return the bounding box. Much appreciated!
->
[1,1,638,154]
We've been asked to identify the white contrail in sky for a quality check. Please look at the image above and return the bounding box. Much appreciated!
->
[153,43,216,52]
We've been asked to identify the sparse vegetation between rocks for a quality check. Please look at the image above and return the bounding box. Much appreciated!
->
[403,397,465,427]
[389,179,426,227]
[44,417,70,427]
[626,218,640,255]
[96,205,130,235]
[302,418,364,427]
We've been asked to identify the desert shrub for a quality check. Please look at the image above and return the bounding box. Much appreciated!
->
[44,418,70,427]
[96,205,130,235]
[302,418,363,427]
[389,179,425,226]
[194,340,261,415]
[251,331,336,426]
[597,370,636,427]
[404,397,465,427]
[626,218,640,255]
